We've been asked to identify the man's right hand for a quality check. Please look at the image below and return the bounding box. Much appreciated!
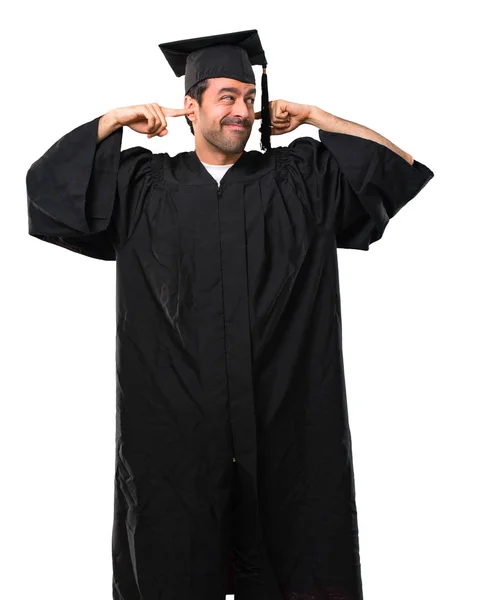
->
[112,103,195,138]
[98,104,194,143]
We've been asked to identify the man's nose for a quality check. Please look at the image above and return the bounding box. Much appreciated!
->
[232,99,251,120]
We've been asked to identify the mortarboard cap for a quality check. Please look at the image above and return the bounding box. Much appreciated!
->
[158,29,271,151]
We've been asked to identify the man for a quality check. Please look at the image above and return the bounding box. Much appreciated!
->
[26,29,434,600]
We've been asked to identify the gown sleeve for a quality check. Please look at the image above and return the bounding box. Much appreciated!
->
[283,129,435,250]
[26,115,155,260]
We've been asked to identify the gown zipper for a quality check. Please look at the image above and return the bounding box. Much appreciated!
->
[217,182,236,464]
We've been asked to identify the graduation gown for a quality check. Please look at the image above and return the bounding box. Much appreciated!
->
[26,116,434,600]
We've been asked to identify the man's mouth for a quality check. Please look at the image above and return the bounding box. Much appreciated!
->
[224,124,246,129]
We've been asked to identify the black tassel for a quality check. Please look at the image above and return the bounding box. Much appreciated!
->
[260,65,271,152]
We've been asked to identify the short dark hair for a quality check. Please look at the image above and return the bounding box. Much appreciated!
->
[185,78,210,135]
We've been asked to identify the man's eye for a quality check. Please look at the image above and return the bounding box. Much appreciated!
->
[221,96,255,103]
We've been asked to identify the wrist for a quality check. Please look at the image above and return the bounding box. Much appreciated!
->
[304,105,323,126]
[104,109,121,132]
[304,106,340,132]
[303,105,318,125]
[97,110,122,143]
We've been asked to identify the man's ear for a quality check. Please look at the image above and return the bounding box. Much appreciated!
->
[184,96,196,121]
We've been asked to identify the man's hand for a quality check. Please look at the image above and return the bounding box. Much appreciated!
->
[110,104,195,138]
[254,100,313,135]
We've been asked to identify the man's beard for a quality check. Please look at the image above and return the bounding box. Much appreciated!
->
[202,121,251,154]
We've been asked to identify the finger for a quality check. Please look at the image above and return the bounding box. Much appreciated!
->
[272,121,291,130]
[146,104,162,138]
[147,104,165,138]
[273,111,289,123]
[163,107,195,117]
[140,104,155,138]
[259,123,290,134]
[254,111,262,120]
[140,105,156,136]
[152,102,167,136]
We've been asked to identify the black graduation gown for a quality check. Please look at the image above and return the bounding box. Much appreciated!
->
[26,116,434,600]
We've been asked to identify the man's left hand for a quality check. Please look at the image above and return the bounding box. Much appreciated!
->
[254,100,313,135]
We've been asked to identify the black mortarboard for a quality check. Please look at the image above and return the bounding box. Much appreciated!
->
[158,29,271,151]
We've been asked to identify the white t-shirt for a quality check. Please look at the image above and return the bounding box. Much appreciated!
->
[200,161,234,186]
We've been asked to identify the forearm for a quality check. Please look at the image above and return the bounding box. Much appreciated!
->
[97,110,122,143]
[305,106,414,165]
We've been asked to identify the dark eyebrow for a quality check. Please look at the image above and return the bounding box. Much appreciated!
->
[217,86,257,96]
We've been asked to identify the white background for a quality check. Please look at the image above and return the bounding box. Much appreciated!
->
[2,1,495,599]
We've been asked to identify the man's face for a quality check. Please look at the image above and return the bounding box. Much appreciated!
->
[187,77,256,154]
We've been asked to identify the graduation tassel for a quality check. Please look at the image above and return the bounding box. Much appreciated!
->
[260,64,271,152]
